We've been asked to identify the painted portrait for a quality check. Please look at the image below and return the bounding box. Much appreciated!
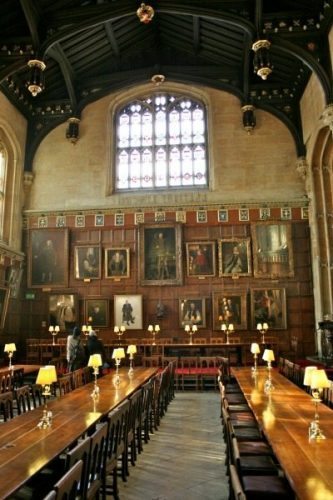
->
[186,242,216,277]
[251,288,287,330]
[139,224,183,286]
[218,238,252,277]
[105,248,130,279]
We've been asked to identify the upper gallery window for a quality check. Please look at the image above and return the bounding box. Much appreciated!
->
[114,93,208,191]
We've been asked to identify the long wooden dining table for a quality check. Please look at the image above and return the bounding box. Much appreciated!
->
[231,366,333,500]
[0,367,157,499]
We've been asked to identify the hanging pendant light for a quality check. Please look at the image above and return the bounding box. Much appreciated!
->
[26,59,46,96]
[137,3,154,24]
[66,117,80,144]
[241,105,256,134]
[252,40,273,80]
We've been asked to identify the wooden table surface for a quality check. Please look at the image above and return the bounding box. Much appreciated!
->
[0,364,41,375]
[232,366,333,500]
[0,367,156,498]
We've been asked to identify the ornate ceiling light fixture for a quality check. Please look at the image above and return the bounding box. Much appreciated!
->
[252,40,273,80]
[137,3,155,24]
[241,105,256,134]
[66,117,80,144]
[26,59,46,96]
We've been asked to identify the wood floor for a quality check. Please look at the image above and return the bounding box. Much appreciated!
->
[116,391,229,500]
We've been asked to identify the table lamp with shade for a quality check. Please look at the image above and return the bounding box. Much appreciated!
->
[114,325,126,345]
[148,324,160,345]
[88,354,102,399]
[35,365,57,428]
[127,345,137,375]
[303,367,330,440]
[184,324,198,344]
[4,343,16,369]
[48,325,60,345]
[250,342,260,374]
[112,347,125,384]
[257,322,269,343]
[262,348,275,393]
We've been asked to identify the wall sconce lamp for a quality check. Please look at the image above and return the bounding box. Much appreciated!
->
[88,354,103,399]
[36,365,57,428]
[241,105,256,134]
[252,39,273,80]
[26,59,46,96]
[137,3,155,24]
[184,324,198,345]
[221,323,234,344]
[148,324,160,345]
[262,349,275,393]
[303,367,330,440]
[250,342,260,374]
[112,348,125,385]
[114,325,126,345]
[127,345,137,375]
[66,117,80,144]
[257,322,269,343]
[48,325,60,345]
[4,343,16,369]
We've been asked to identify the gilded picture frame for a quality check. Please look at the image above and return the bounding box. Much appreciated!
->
[212,291,247,330]
[179,297,206,328]
[186,241,216,277]
[251,222,294,278]
[105,247,130,279]
[74,245,101,280]
[139,223,183,286]
[85,298,109,328]
[49,294,78,332]
[0,287,10,329]
[28,228,69,288]
[251,287,287,330]
[114,294,143,330]
[218,238,252,277]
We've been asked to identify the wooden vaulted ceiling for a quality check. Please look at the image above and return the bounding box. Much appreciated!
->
[0,0,333,170]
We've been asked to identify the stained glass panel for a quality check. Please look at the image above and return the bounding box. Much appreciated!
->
[115,93,208,190]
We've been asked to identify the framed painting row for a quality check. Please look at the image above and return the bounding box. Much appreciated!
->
[28,222,294,287]
[48,288,287,332]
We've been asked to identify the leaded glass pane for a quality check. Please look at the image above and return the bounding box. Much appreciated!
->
[115,93,208,190]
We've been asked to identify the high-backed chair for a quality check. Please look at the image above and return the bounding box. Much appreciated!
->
[53,459,83,499]
[0,390,14,422]
[86,422,108,499]
[14,385,32,415]
[57,374,72,396]
[65,435,91,498]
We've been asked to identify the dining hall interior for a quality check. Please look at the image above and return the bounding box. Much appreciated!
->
[1,1,333,499]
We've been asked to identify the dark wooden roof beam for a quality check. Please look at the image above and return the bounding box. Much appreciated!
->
[104,21,120,58]
[47,43,77,110]
[193,16,200,54]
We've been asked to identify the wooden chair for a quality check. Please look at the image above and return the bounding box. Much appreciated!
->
[14,385,32,415]
[0,370,13,393]
[229,464,246,500]
[86,422,108,499]
[65,435,91,498]
[30,383,43,408]
[41,491,57,500]
[71,368,84,390]
[57,374,72,396]
[199,357,218,390]
[179,357,199,391]
[211,337,224,344]
[0,390,14,422]
[53,459,83,499]
[82,366,93,384]
[126,389,143,474]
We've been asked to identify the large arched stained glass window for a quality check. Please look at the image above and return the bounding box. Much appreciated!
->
[115,93,208,191]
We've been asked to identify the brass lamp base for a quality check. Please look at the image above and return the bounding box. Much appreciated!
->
[309,420,326,441]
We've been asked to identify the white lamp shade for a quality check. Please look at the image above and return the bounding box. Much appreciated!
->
[310,369,330,390]
[251,343,260,354]
[88,354,102,368]
[114,326,119,333]
[192,325,198,332]
[229,324,234,331]
[263,323,269,330]
[257,323,262,330]
[262,349,275,362]
[112,347,125,359]
[36,365,57,385]
[127,344,137,355]
[221,324,226,331]
[303,366,318,386]
[154,325,160,332]
[148,325,154,332]
[184,325,190,332]
[4,343,16,353]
